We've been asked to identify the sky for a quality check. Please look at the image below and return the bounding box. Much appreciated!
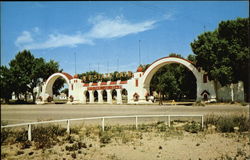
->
[1,1,249,76]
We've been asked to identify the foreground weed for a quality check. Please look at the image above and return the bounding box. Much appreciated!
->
[184,121,201,133]
[99,131,112,144]
[205,113,249,133]
[32,124,66,149]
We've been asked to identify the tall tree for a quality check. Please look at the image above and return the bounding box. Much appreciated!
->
[9,50,36,101]
[0,66,14,103]
[150,53,197,103]
[6,50,63,103]
[191,17,249,101]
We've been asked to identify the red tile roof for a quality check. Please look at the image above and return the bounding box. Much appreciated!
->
[61,72,73,80]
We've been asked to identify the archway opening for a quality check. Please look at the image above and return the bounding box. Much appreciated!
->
[149,63,197,104]
[85,91,89,103]
[121,89,128,103]
[51,77,68,104]
[112,89,117,103]
[103,90,107,102]
[94,90,98,102]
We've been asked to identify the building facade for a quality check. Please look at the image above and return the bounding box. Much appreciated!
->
[36,56,244,104]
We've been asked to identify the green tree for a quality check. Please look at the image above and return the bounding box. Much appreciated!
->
[150,53,197,104]
[9,50,36,101]
[0,66,14,103]
[191,17,249,101]
[61,88,69,97]
[6,50,63,103]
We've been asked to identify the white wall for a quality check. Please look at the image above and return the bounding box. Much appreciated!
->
[217,81,244,102]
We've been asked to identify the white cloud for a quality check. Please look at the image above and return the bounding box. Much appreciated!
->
[22,33,93,50]
[15,31,34,46]
[86,15,156,39]
[15,14,166,50]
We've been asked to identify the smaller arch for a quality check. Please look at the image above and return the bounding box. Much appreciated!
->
[121,88,128,103]
[93,90,98,102]
[103,90,107,102]
[112,89,117,103]
[84,90,90,103]
[43,72,73,102]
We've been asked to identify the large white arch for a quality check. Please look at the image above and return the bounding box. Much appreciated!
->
[42,72,73,102]
[36,56,218,104]
[141,56,203,101]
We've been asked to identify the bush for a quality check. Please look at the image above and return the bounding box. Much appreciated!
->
[205,114,249,133]
[156,121,168,132]
[64,135,76,144]
[217,117,234,132]
[14,129,28,143]
[184,121,201,133]
[1,129,11,144]
[16,150,24,155]
[32,124,66,149]
[193,101,205,106]
[99,131,112,144]
[20,141,32,149]
[240,102,248,106]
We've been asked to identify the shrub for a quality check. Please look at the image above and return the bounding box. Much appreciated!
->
[32,124,66,149]
[71,152,77,159]
[184,121,201,133]
[16,150,24,155]
[64,135,76,143]
[217,117,234,132]
[156,121,168,132]
[232,114,249,132]
[99,131,112,144]
[1,128,28,145]
[205,114,249,133]
[193,101,205,106]
[15,129,28,142]
[47,96,53,102]
[20,141,32,149]
[1,129,10,144]
[240,102,248,106]
[139,124,152,132]
[70,127,80,134]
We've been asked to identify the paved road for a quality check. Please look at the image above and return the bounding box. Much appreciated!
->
[1,104,249,125]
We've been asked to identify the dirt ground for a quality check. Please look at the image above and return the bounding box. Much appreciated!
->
[1,103,249,124]
[1,104,249,160]
[1,128,249,160]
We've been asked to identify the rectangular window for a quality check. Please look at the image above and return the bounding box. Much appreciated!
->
[203,74,208,83]
[135,79,138,87]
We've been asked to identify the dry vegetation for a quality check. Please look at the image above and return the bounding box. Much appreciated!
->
[1,113,249,160]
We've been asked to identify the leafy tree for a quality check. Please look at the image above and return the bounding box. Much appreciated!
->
[0,66,14,103]
[9,50,36,101]
[150,53,197,103]
[4,50,63,103]
[191,17,249,101]
[61,88,69,97]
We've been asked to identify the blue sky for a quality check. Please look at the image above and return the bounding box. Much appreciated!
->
[1,1,249,75]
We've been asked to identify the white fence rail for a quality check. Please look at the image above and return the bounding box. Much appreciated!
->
[1,114,204,141]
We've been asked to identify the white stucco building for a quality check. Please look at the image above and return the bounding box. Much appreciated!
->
[36,56,244,104]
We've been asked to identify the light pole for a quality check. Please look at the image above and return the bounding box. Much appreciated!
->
[139,40,141,65]
[74,52,76,75]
